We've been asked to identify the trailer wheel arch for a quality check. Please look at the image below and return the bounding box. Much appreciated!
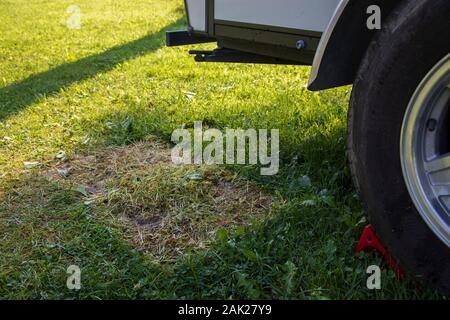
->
[308,0,401,91]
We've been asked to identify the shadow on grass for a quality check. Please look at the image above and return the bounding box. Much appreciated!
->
[0,107,440,299]
[0,165,437,299]
[75,110,438,299]
[0,18,184,121]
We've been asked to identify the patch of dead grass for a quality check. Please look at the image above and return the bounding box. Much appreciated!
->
[42,137,274,261]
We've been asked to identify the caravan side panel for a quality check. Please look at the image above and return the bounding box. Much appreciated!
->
[214,0,341,33]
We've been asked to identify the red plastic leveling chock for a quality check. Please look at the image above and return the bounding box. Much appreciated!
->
[355,225,405,278]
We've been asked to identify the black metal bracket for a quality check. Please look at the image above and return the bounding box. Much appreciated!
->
[166,30,216,47]
[189,48,302,65]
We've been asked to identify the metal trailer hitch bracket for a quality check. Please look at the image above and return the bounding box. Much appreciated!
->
[189,48,302,65]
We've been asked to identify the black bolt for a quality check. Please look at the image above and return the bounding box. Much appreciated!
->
[296,40,307,50]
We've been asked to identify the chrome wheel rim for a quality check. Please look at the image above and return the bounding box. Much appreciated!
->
[401,53,450,248]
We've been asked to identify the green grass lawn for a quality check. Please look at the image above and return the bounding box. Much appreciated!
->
[0,0,443,299]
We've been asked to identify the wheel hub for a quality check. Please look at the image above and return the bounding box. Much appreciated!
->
[401,53,450,248]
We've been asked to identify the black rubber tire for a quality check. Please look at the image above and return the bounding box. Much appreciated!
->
[348,0,450,294]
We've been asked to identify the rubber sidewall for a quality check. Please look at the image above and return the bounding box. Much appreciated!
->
[348,0,450,293]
